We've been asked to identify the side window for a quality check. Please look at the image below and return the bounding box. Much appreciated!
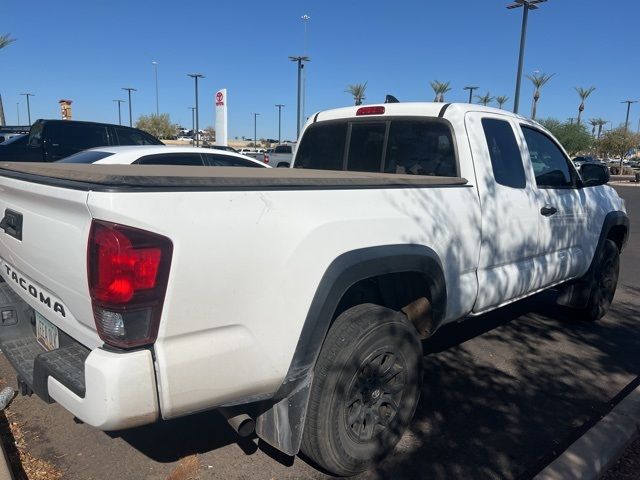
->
[294,122,347,170]
[205,154,262,167]
[48,123,109,149]
[274,145,292,154]
[116,127,159,146]
[385,120,457,176]
[346,123,386,172]
[521,126,574,188]
[135,154,204,166]
[27,122,44,147]
[481,118,526,188]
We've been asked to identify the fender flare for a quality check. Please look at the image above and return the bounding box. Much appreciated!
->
[255,244,446,455]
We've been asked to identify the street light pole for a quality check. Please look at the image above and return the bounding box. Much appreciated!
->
[253,113,260,148]
[16,103,19,125]
[507,0,547,114]
[122,88,137,127]
[289,56,310,140]
[152,61,159,115]
[463,86,478,104]
[187,73,205,147]
[113,100,125,125]
[189,107,195,141]
[275,104,285,143]
[622,100,637,131]
[20,93,34,125]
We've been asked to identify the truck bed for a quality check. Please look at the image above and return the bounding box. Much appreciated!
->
[0,162,468,190]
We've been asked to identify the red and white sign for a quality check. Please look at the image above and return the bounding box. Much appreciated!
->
[215,89,228,146]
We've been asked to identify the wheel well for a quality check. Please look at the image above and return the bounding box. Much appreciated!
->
[607,225,627,251]
[332,271,441,335]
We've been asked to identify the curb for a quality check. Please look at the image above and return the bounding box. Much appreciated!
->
[534,385,640,480]
[0,433,12,480]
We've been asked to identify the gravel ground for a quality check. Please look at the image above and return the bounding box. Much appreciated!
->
[601,436,640,480]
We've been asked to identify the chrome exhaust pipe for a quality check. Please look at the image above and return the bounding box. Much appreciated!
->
[220,409,255,437]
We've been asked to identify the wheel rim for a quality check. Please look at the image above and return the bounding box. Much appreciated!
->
[343,348,407,443]
[598,256,618,304]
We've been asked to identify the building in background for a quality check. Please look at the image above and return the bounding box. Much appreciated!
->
[58,99,72,120]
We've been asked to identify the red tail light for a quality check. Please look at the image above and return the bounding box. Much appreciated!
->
[88,220,173,348]
[356,106,385,116]
[264,153,270,164]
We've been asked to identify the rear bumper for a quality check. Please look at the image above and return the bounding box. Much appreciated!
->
[0,283,159,430]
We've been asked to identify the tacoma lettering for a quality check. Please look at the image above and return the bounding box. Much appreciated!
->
[3,264,66,317]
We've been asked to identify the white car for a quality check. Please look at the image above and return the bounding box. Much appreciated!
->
[57,145,269,168]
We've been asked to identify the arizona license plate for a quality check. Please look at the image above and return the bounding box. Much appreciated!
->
[35,312,59,351]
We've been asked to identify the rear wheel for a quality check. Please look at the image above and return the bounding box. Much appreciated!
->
[300,304,422,476]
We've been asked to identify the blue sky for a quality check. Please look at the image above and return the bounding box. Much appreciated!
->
[2,0,639,141]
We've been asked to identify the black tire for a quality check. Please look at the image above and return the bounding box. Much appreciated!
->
[300,303,422,477]
[578,239,620,321]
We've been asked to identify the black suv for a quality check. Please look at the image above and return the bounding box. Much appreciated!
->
[0,119,162,162]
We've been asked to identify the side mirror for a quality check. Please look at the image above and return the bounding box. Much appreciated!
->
[580,163,610,187]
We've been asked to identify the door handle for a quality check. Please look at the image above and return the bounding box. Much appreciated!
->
[540,205,558,217]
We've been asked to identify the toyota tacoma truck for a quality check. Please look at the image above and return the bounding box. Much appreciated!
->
[0,103,628,477]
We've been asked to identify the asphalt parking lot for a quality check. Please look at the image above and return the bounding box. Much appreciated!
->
[0,183,638,480]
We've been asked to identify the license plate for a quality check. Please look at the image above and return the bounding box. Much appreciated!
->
[36,312,59,351]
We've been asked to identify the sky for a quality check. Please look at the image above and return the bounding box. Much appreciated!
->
[2,0,640,141]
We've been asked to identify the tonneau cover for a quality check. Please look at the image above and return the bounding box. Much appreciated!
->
[0,162,468,190]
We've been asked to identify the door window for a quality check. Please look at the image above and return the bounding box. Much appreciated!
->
[116,127,160,145]
[481,118,526,188]
[48,123,109,149]
[135,153,205,166]
[521,126,575,188]
[205,154,262,167]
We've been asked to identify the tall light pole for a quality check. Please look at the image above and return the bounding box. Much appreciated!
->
[16,103,19,125]
[113,100,125,125]
[622,100,637,131]
[122,87,136,126]
[289,56,310,140]
[275,104,285,143]
[301,15,311,136]
[20,93,34,125]
[152,61,159,115]
[507,0,547,114]
[253,113,260,148]
[463,86,478,104]
[187,73,205,147]
[189,107,195,141]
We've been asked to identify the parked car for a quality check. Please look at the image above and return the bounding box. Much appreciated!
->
[58,146,268,167]
[0,119,163,163]
[0,102,628,477]
[0,125,30,143]
[268,144,295,167]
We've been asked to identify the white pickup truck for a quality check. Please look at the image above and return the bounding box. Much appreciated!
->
[0,103,628,477]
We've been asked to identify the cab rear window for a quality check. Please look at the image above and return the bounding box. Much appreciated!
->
[295,118,457,177]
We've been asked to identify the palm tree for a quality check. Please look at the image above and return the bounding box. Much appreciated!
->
[575,86,596,125]
[345,82,367,106]
[0,34,16,127]
[0,34,15,50]
[588,118,599,137]
[495,95,509,109]
[595,118,608,139]
[526,72,554,120]
[475,92,494,106]
[430,80,452,102]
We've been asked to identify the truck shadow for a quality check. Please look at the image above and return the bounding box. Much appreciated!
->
[108,286,640,480]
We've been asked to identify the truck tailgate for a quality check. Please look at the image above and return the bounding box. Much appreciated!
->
[0,175,100,349]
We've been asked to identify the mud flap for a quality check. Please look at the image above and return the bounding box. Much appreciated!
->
[255,373,312,456]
